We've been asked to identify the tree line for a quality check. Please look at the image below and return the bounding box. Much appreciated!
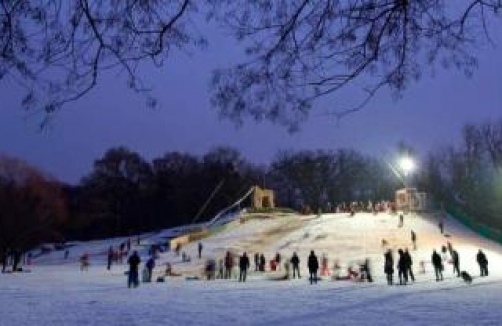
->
[416,118,502,229]
[2,117,502,254]
[1,146,398,250]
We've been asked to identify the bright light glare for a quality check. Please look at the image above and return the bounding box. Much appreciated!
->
[400,156,416,174]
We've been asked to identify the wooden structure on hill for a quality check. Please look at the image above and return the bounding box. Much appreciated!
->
[252,186,275,209]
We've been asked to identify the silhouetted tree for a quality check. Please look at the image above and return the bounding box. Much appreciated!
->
[0,154,67,262]
[2,1,501,127]
[0,0,204,125]
[210,0,502,130]
[77,147,152,235]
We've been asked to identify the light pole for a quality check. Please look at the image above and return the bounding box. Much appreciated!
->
[399,156,416,188]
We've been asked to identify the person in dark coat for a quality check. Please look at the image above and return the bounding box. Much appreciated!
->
[127,251,141,288]
[259,254,266,272]
[411,230,417,250]
[224,251,233,279]
[404,248,415,282]
[107,246,114,270]
[384,249,394,285]
[239,252,250,282]
[275,252,281,271]
[447,241,453,256]
[451,250,460,277]
[198,242,203,259]
[361,258,373,282]
[12,250,21,272]
[291,252,301,279]
[438,220,444,234]
[397,249,408,285]
[307,250,319,284]
[254,253,259,271]
[145,257,155,282]
[476,249,488,277]
[432,249,443,281]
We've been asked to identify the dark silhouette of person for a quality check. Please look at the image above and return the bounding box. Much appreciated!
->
[275,252,281,271]
[291,252,301,279]
[384,249,394,285]
[451,250,460,277]
[254,253,259,271]
[239,252,250,282]
[438,220,444,234]
[397,249,408,285]
[224,251,233,279]
[447,241,453,257]
[198,242,203,259]
[476,249,488,277]
[361,258,373,282]
[127,251,141,288]
[411,230,417,250]
[307,251,319,284]
[145,257,155,282]
[12,250,21,272]
[259,254,266,272]
[432,250,443,281]
[404,248,415,282]
[107,246,114,270]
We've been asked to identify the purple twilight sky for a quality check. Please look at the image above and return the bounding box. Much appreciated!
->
[1,16,502,184]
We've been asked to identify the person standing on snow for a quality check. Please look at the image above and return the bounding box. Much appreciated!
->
[438,220,444,234]
[198,242,203,259]
[107,246,114,271]
[397,249,408,285]
[411,230,417,250]
[404,248,415,282]
[451,250,460,277]
[398,214,404,228]
[224,251,233,279]
[145,256,155,282]
[291,252,301,279]
[431,249,443,281]
[307,251,319,284]
[275,252,281,271]
[384,249,394,285]
[239,252,250,282]
[127,251,141,288]
[259,254,266,272]
[476,249,488,277]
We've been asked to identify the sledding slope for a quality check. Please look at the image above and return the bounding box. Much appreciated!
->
[146,211,502,279]
[28,210,502,279]
[3,211,502,326]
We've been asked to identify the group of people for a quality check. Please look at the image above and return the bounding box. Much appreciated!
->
[201,250,373,285]
[384,248,414,285]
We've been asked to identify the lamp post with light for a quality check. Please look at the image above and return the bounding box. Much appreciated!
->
[399,156,416,188]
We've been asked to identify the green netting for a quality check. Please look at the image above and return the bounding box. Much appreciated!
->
[446,205,502,245]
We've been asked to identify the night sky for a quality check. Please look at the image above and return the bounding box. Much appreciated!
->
[1,18,501,184]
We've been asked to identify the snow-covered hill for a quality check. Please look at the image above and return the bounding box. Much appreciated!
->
[1,211,502,326]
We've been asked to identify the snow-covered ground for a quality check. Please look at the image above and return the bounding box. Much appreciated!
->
[1,211,502,326]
